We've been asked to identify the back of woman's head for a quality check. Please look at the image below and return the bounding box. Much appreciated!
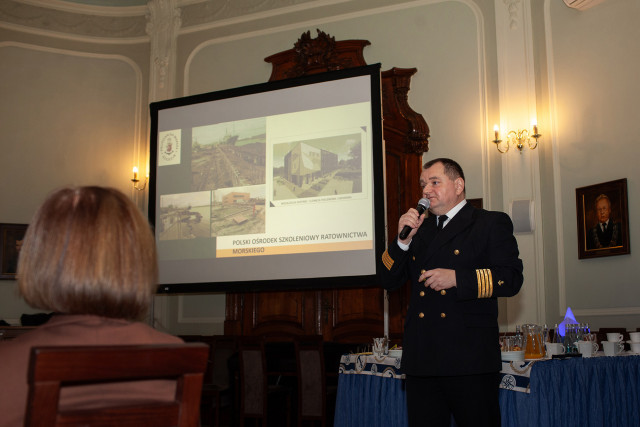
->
[18,186,157,320]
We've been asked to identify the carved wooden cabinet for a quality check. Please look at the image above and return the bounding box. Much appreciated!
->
[224,30,428,343]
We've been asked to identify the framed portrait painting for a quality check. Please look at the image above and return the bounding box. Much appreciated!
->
[0,223,28,279]
[576,178,630,259]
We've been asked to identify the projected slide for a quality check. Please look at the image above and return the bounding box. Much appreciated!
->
[157,103,372,258]
[191,117,266,191]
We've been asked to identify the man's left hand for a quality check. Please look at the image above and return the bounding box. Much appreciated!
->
[420,268,457,291]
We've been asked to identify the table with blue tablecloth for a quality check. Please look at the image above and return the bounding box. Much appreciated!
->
[334,352,640,427]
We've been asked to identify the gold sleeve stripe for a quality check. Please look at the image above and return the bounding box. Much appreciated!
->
[476,268,494,298]
[487,269,494,298]
[382,250,394,270]
[481,269,488,298]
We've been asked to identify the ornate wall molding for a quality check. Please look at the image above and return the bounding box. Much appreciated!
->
[146,0,182,101]
[562,0,608,11]
[494,0,546,327]
[502,0,521,30]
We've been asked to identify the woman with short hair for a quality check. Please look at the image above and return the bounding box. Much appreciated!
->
[0,186,183,427]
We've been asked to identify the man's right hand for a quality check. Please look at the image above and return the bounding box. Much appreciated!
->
[398,208,426,244]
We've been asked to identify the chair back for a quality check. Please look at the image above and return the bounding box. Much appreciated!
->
[199,335,238,427]
[0,326,35,341]
[295,335,327,426]
[209,335,238,388]
[238,337,268,426]
[25,343,209,427]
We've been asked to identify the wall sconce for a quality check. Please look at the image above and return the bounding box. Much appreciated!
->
[131,166,148,191]
[492,122,541,154]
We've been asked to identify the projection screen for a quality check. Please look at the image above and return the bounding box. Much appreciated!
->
[149,64,385,293]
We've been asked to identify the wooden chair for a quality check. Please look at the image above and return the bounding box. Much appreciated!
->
[25,343,209,427]
[237,337,291,427]
[179,334,206,343]
[294,335,329,427]
[200,335,238,427]
[0,326,36,341]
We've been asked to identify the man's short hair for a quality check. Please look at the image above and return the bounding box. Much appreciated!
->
[594,193,611,207]
[423,157,466,182]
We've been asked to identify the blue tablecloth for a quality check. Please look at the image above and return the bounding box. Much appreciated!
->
[335,353,640,427]
[336,354,407,427]
[506,355,640,427]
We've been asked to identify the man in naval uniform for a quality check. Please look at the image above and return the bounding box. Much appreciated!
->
[379,158,523,427]
[586,193,622,250]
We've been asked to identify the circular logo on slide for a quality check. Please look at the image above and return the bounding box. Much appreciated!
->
[160,132,180,163]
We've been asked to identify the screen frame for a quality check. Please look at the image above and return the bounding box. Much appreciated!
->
[148,64,385,294]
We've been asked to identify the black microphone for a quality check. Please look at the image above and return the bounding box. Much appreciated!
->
[399,198,430,240]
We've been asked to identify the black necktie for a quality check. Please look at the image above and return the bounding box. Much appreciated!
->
[437,215,448,232]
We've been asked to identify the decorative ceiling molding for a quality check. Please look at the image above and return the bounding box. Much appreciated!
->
[0,0,147,38]
[562,0,608,11]
[180,0,326,29]
[11,0,148,17]
[0,0,340,41]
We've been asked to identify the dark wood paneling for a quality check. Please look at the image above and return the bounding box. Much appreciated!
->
[251,290,309,336]
[323,288,385,342]
[225,30,428,344]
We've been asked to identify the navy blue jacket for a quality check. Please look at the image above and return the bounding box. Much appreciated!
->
[380,202,523,376]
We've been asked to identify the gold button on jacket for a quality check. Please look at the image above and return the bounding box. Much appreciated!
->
[419,312,424,318]
[419,291,425,297]
[440,313,446,318]
[440,290,446,295]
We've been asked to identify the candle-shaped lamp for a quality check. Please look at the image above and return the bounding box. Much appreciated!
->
[531,120,538,136]
[493,124,500,141]
[131,166,148,190]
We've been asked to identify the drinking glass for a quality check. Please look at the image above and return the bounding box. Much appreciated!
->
[564,325,574,353]
[373,337,388,357]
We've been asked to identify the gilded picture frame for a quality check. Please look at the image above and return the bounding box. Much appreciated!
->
[576,179,630,259]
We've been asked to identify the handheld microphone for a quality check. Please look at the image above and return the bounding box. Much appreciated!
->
[399,198,430,240]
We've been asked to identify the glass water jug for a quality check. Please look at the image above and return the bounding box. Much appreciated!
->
[522,324,545,359]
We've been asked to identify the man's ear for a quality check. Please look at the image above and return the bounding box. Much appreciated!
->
[455,177,465,195]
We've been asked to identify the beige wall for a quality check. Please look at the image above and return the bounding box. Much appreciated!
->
[543,0,640,328]
[0,0,638,334]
